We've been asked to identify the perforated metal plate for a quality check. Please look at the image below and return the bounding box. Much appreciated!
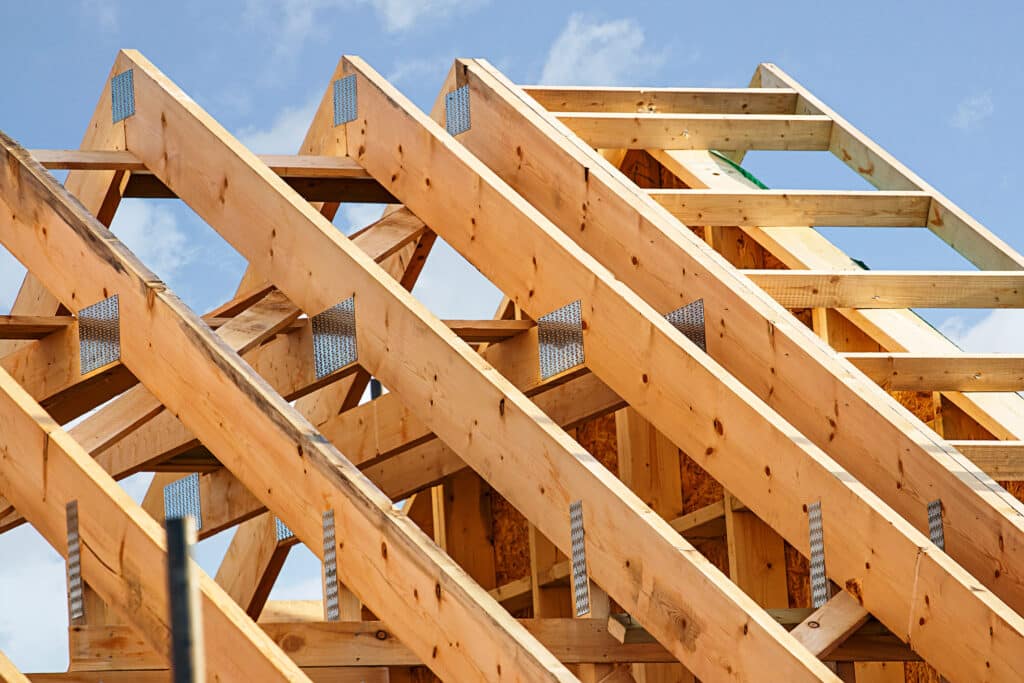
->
[538,299,584,380]
[928,499,945,550]
[312,296,357,379]
[569,500,590,617]
[275,517,294,542]
[333,75,357,126]
[665,298,706,352]
[111,70,135,123]
[808,500,829,608]
[322,509,340,621]
[79,295,121,375]
[66,501,84,622]
[445,85,471,136]
[164,473,203,530]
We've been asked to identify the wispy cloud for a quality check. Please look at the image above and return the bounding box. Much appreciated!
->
[79,0,119,32]
[950,91,994,130]
[942,309,1024,353]
[540,13,667,86]
[388,56,453,87]
[110,200,194,280]
[237,97,320,153]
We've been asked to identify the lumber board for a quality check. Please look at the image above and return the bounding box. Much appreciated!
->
[0,315,73,339]
[789,592,871,658]
[845,352,1024,391]
[521,86,798,114]
[746,270,1024,308]
[67,618,917,668]
[950,441,1024,480]
[0,650,30,683]
[0,110,571,683]
[29,671,388,683]
[555,112,832,150]
[648,189,932,227]
[116,50,833,681]
[0,367,306,680]
[452,59,1024,679]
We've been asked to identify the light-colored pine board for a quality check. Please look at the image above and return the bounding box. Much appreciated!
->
[522,86,798,114]
[845,352,1024,391]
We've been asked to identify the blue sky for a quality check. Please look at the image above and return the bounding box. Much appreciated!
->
[0,0,1021,672]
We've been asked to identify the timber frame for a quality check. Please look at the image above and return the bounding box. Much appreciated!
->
[0,50,1020,682]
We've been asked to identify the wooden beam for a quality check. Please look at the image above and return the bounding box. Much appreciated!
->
[789,592,871,659]
[555,112,832,150]
[0,315,73,340]
[215,513,290,619]
[0,367,307,680]
[746,270,1024,308]
[648,190,932,227]
[68,616,918,669]
[451,59,1024,679]
[521,87,799,114]
[0,106,570,683]
[845,352,1024,391]
[950,441,1024,480]
[29,671,387,683]
[119,50,835,680]
[0,649,30,683]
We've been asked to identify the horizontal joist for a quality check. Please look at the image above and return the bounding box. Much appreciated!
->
[746,270,1024,308]
[29,149,394,202]
[845,352,1024,391]
[648,190,933,227]
[555,112,833,150]
[522,86,799,114]
[69,616,916,669]
[0,315,72,339]
[951,441,1024,480]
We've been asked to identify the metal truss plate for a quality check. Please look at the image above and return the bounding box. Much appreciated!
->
[808,500,829,608]
[164,473,203,530]
[79,294,121,375]
[312,296,357,379]
[928,499,945,550]
[445,85,471,136]
[66,501,84,622]
[538,299,584,381]
[665,298,706,352]
[333,75,357,126]
[569,500,590,617]
[275,517,295,542]
[323,510,340,621]
[111,69,135,123]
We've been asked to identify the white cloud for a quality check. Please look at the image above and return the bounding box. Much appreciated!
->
[79,0,119,32]
[388,56,453,87]
[951,91,994,130]
[540,13,666,86]
[109,200,194,280]
[942,310,1024,353]
[237,98,320,153]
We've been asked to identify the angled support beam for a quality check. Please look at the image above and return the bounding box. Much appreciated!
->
[0,366,306,680]
[215,512,291,619]
[0,650,30,683]
[115,50,834,680]
[0,117,569,683]
[437,59,1024,679]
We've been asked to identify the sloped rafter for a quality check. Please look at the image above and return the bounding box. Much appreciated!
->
[111,49,837,681]
[0,109,572,683]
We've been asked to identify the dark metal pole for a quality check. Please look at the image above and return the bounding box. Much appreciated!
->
[166,516,205,683]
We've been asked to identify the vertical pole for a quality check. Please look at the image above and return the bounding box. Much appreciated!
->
[166,516,205,683]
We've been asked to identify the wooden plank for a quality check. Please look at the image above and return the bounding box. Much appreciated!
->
[648,190,932,227]
[31,150,369,176]
[30,671,388,683]
[0,117,570,683]
[746,270,1024,308]
[521,87,798,114]
[0,367,307,681]
[67,617,916,668]
[0,315,73,340]
[0,649,30,683]
[756,63,1024,271]
[555,112,832,150]
[453,60,1024,679]
[950,441,1024,480]
[118,50,836,680]
[215,513,290,619]
[789,592,871,659]
[845,352,1024,391]
[444,319,533,342]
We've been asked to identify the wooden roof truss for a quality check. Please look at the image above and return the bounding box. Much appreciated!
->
[0,50,1021,682]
